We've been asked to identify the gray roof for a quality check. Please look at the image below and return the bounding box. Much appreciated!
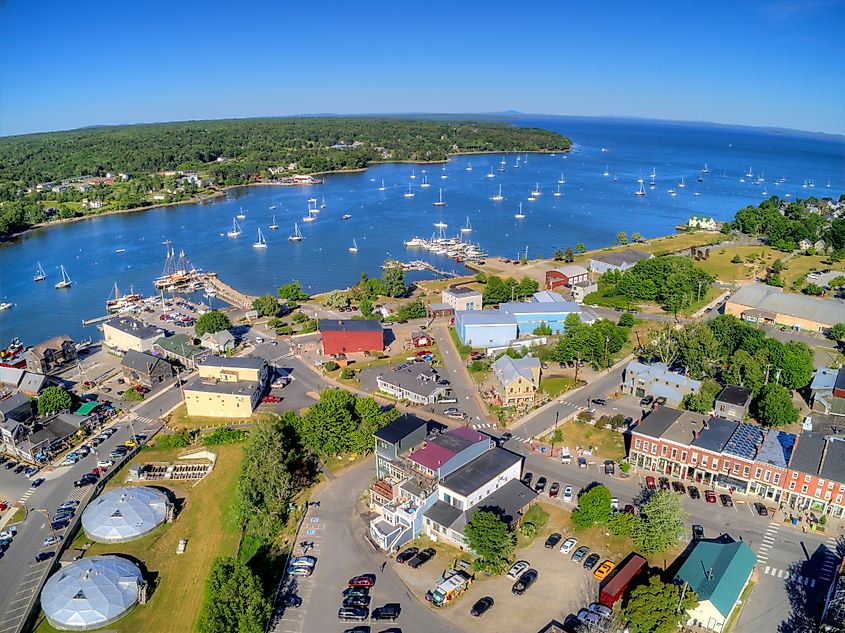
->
[318,319,382,332]
[120,350,169,374]
[0,366,24,387]
[200,355,265,370]
[625,361,702,393]
[691,417,739,453]
[756,430,796,469]
[658,410,708,446]
[492,355,540,388]
[444,285,482,297]
[105,317,162,340]
[466,478,538,526]
[18,372,48,394]
[28,418,78,445]
[635,406,684,439]
[201,330,235,345]
[374,413,427,444]
[82,487,169,543]
[378,363,443,399]
[424,500,463,529]
[729,283,845,327]
[717,385,753,407]
[790,414,845,480]
[590,249,652,267]
[0,392,33,420]
[456,310,517,326]
[184,376,260,396]
[550,264,589,277]
[441,448,522,497]
[820,438,845,482]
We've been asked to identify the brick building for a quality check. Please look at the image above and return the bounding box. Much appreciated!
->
[319,319,384,356]
[545,264,590,290]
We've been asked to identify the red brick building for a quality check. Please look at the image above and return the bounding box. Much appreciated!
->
[545,264,590,290]
[319,319,384,356]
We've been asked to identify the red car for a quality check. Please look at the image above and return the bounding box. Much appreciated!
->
[348,575,376,588]
[645,476,656,490]
[705,490,717,504]
[262,395,282,403]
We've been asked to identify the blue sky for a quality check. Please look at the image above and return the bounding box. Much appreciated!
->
[1,0,843,136]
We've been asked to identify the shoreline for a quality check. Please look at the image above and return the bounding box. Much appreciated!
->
[0,149,570,243]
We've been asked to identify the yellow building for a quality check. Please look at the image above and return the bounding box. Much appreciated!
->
[184,356,268,418]
[442,286,482,312]
[491,355,541,406]
[725,283,845,334]
[102,318,164,353]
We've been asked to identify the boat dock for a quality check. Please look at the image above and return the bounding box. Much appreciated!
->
[205,276,258,310]
[81,314,114,326]
[384,260,460,278]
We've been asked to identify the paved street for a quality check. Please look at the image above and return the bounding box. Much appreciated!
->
[430,322,488,423]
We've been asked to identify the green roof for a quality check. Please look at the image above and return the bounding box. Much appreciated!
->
[75,402,101,416]
[156,334,204,358]
[676,540,756,618]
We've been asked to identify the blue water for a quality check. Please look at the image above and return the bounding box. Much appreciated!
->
[1,116,843,344]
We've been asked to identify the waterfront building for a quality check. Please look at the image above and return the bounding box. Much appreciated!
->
[454,311,518,348]
[153,334,209,369]
[376,363,447,405]
[0,366,48,396]
[25,335,77,374]
[319,319,384,356]
[725,283,845,334]
[622,361,701,405]
[714,385,753,421]
[103,317,164,353]
[120,350,174,389]
[687,216,719,230]
[491,355,541,406]
[589,249,652,274]
[441,286,482,312]
[183,356,268,418]
[545,264,590,290]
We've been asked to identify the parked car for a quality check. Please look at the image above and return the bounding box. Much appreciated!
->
[396,547,418,564]
[604,460,615,476]
[688,486,701,500]
[347,575,376,588]
[43,535,63,547]
[544,533,562,549]
[507,560,531,579]
[720,494,734,508]
[654,396,668,406]
[672,481,686,494]
[577,609,602,627]
[470,596,494,617]
[407,548,435,569]
[571,546,590,563]
[548,482,560,498]
[692,525,705,540]
[337,607,369,622]
[0,527,17,539]
[500,432,512,442]
[754,502,769,517]
[31,478,45,488]
[287,565,313,577]
[559,537,578,554]
[262,395,283,403]
[34,551,55,563]
[639,395,654,407]
[522,472,533,486]
[578,457,588,469]
[512,569,538,595]
[658,477,670,491]
[445,410,467,420]
[583,553,601,570]
[371,603,401,621]
[534,476,547,493]
[705,490,717,503]
[342,595,371,609]
[342,587,370,598]
[592,398,607,407]
[97,460,114,469]
[13,464,26,474]
[593,560,616,581]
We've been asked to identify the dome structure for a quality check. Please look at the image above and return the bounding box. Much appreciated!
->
[81,486,169,543]
[41,555,143,631]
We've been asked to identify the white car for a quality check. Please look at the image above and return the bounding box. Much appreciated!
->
[563,486,574,503]
[43,534,63,547]
[559,537,578,555]
[577,609,602,626]
[97,460,114,468]
[507,560,530,579]
[589,602,613,619]
[0,527,17,539]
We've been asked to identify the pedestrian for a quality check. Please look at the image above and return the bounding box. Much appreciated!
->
[802,525,806,533]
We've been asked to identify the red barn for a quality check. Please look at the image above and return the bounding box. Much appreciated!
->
[545,264,590,290]
[319,319,384,356]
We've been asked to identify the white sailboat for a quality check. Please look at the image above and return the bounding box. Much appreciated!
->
[253,228,267,248]
[499,157,506,172]
[466,162,473,172]
[227,218,242,237]
[603,165,609,177]
[461,217,473,233]
[342,213,352,220]
[302,208,316,222]
[404,183,415,198]
[433,188,446,207]
[441,165,448,179]
[236,207,246,220]
[378,179,386,191]
[678,177,686,189]
[269,215,279,230]
[309,200,320,214]
[531,182,541,196]
[702,164,710,174]
[410,169,417,179]
[554,184,562,197]
[34,261,46,282]
[434,220,448,229]
[0,302,11,311]
[55,265,72,289]
[558,173,566,184]
[307,197,317,204]
[492,184,504,201]
[746,166,753,178]
[487,167,495,178]
[349,239,358,253]
[637,171,644,184]
[420,175,431,188]
[269,201,277,210]
[514,156,521,168]
[514,202,525,219]
[288,223,303,241]
[321,195,326,209]
[635,182,646,197]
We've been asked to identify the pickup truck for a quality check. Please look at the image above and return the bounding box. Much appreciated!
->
[560,446,572,465]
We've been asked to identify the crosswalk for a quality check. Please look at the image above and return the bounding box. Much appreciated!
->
[820,536,840,583]
[471,423,534,443]
[761,565,816,587]
[756,521,779,565]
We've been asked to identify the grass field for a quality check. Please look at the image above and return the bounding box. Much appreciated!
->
[779,252,833,288]
[545,417,627,462]
[34,443,244,633]
[166,404,276,430]
[540,376,578,398]
[693,245,778,282]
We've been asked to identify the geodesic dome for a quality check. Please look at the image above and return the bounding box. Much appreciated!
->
[81,486,169,543]
[41,555,143,631]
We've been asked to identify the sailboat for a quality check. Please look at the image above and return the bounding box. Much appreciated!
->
[434,220,448,229]
[461,217,473,233]
[106,283,143,312]
[492,184,504,201]
[269,215,279,230]
[558,173,566,184]
[514,203,525,219]
[378,179,386,191]
[349,239,358,253]
[635,182,646,197]
[554,185,562,197]
[321,195,326,209]
[702,164,710,174]
[0,302,11,311]
[342,213,352,220]
[487,167,495,178]
[55,265,72,289]
[650,169,656,189]
[499,157,506,172]
[288,223,303,241]
[441,165,448,179]
[678,177,686,189]
[227,218,242,237]
[309,200,320,214]
[433,188,446,207]
[307,197,317,204]
[420,175,431,188]
[603,165,610,177]
[531,182,541,196]
[302,208,316,222]
[514,156,521,168]
[236,207,246,220]
[466,162,473,172]
[410,169,417,179]
[269,201,277,210]
[637,171,644,184]
[746,166,753,178]
[34,261,46,282]
[253,228,267,248]
[697,173,704,183]
[404,184,415,198]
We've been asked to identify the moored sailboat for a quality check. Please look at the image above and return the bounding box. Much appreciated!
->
[288,223,303,241]
[34,261,46,282]
[55,265,72,289]
[253,228,267,248]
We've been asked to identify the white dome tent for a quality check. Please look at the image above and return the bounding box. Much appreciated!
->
[81,486,170,543]
[41,555,144,631]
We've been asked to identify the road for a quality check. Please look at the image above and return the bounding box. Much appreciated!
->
[272,459,461,633]
[429,323,487,423]
[0,385,177,633]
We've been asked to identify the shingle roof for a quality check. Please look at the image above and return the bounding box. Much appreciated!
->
[691,417,739,453]
[717,385,753,407]
[155,334,204,359]
[200,355,265,370]
[676,540,756,618]
[635,407,684,439]
[465,478,537,525]
[756,430,796,469]
[492,355,540,388]
[121,350,167,373]
[408,427,488,471]
[590,249,651,268]
[729,283,845,327]
[319,319,382,332]
[374,413,427,444]
[105,318,161,340]
[444,286,482,297]
[441,448,522,497]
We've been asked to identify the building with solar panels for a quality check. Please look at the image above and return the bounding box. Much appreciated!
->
[81,486,170,543]
[41,555,144,630]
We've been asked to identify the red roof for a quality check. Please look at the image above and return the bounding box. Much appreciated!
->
[409,443,456,471]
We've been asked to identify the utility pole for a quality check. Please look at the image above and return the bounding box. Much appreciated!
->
[38,509,58,544]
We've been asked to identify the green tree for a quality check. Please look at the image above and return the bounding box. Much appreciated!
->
[380,263,406,298]
[618,312,635,328]
[731,254,743,263]
[622,574,698,633]
[195,310,232,336]
[553,249,565,261]
[517,276,539,299]
[575,242,586,253]
[124,387,144,402]
[533,322,553,336]
[631,490,687,554]
[396,299,427,320]
[771,258,786,274]
[681,379,722,414]
[197,557,271,633]
[482,275,510,305]
[631,232,643,243]
[571,485,612,528]
[324,290,349,309]
[359,298,374,319]
[772,341,815,390]
[251,294,280,317]
[756,383,799,427]
[608,511,638,538]
[37,386,74,416]
[617,231,628,245]
[677,323,722,379]
[464,510,516,575]
[564,247,575,263]
[828,322,845,342]
[277,280,309,302]
[803,283,824,296]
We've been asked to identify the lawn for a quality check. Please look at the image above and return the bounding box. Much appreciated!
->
[166,403,275,430]
[779,252,834,289]
[693,245,780,282]
[33,443,244,633]
[635,231,728,256]
[540,376,578,398]
[544,417,627,462]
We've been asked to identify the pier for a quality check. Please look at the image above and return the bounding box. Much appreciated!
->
[205,276,258,310]
[385,260,460,278]
[81,314,114,326]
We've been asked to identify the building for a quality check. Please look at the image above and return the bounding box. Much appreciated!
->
[199,330,236,353]
[25,335,77,374]
[725,283,845,333]
[82,487,171,543]
[714,385,753,421]
[570,280,598,304]
[675,539,756,631]
[0,366,48,396]
[184,356,268,418]
[14,412,90,463]
[589,249,652,274]
[427,303,454,318]
[499,299,583,335]
[153,334,209,369]
[369,425,492,550]
[422,447,536,548]
[102,318,164,353]
[454,311,519,348]
[411,331,433,348]
[622,361,702,405]
[319,319,384,356]
[377,363,448,405]
[491,355,541,406]
[810,367,845,416]
[821,559,845,632]
[442,286,482,311]
[120,350,173,389]
[688,216,719,230]
[545,264,590,290]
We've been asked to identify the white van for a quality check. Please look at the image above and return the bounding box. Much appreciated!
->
[560,446,572,465]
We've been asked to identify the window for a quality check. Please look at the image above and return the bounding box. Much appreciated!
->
[820,479,826,487]
[635,439,641,449]
[825,491,832,501]
[790,482,796,491]
[661,446,667,456]
[643,441,649,451]
[651,444,657,455]
[837,494,843,504]
[733,463,741,474]
[755,467,762,479]
[773,473,781,485]
[802,484,808,494]
[712,459,719,470]
[681,451,688,461]
[723,462,730,472]
[701,455,708,467]
[792,472,798,479]
[764,471,771,482]
[744,466,750,478]
[805,475,811,482]
[671,448,678,459]
[829,481,835,489]
[815,489,822,498]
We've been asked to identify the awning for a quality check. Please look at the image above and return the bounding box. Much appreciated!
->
[75,402,101,416]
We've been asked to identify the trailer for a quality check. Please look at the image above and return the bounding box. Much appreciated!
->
[425,569,473,607]
[599,554,646,607]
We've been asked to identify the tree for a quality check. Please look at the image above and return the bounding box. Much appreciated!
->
[554,249,565,261]
[575,242,586,253]
[631,232,643,243]
[325,290,349,309]
[359,298,374,319]
[631,490,687,554]
[677,323,721,379]
[772,341,814,390]
[380,263,406,298]
[533,322,553,336]
[803,283,824,296]
[622,574,698,633]
[549,428,564,451]
[618,312,635,328]
[617,231,628,245]
[37,386,73,416]
[251,294,280,317]
[643,324,680,365]
[828,322,845,342]
[608,511,638,538]
[482,275,510,305]
[564,247,575,263]
[517,276,539,299]
[195,310,232,336]
[681,378,722,414]
[571,485,612,528]
[277,280,309,302]
[756,383,799,427]
[197,557,271,633]
[464,510,515,575]
[396,299,426,321]
[731,254,743,263]
[124,387,144,402]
